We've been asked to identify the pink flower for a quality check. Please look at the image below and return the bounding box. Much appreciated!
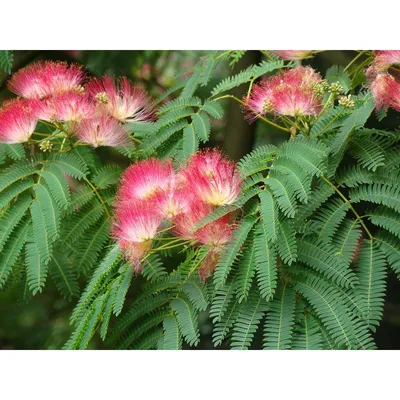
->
[113,202,162,271]
[0,98,38,144]
[85,76,155,123]
[49,92,95,122]
[180,149,242,206]
[173,199,235,281]
[76,115,129,148]
[366,51,400,112]
[244,66,322,119]
[119,240,153,273]
[117,158,175,203]
[369,73,395,111]
[8,61,85,99]
[373,50,400,70]
[33,98,57,121]
[154,183,192,219]
[113,203,161,243]
[198,249,221,282]
[173,200,234,248]
[271,50,312,60]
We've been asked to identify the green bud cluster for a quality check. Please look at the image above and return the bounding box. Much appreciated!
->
[39,140,53,152]
[338,94,355,109]
[328,82,344,95]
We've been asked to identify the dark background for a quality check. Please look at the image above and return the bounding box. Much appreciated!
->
[1,50,399,349]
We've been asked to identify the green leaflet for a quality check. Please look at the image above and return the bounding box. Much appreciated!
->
[91,165,123,189]
[354,239,387,331]
[294,274,356,348]
[0,218,29,289]
[259,189,278,242]
[254,224,278,301]
[0,50,13,74]
[25,225,48,295]
[263,285,296,349]
[170,295,200,346]
[192,111,211,142]
[39,164,71,209]
[331,96,375,155]
[214,215,257,289]
[230,291,268,350]
[163,316,182,350]
[30,184,60,263]
[235,235,257,303]
[182,124,199,157]
[50,252,79,300]
[0,195,32,253]
[276,220,297,266]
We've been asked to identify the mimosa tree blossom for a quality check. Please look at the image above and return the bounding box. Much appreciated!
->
[180,149,242,206]
[174,201,234,246]
[113,149,239,279]
[372,50,400,71]
[0,98,38,143]
[113,203,162,271]
[154,185,192,219]
[8,61,85,99]
[85,76,155,122]
[76,115,129,147]
[49,92,95,122]
[243,66,323,119]
[173,201,235,281]
[366,51,400,111]
[117,159,175,203]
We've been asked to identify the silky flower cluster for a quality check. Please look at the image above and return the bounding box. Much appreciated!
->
[0,61,154,146]
[366,50,400,112]
[113,149,242,280]
[243,66,323,120]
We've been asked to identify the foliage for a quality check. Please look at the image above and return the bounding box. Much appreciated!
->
[2,50,400,350]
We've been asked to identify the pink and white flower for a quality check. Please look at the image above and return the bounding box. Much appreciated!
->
[8,61,85,99]
[244,66,323,119]
[369,73,395,111]
[173,200,234,247]
[366,51,400,112]
[113,202,161,243]
[373,50,400,70]
[85,76,155,123]
[49,92,95,122]
[76,115,129,148]
[113,202,162,271]
[154,184,192,219]
[180,149,242,206]
[271,50,312,60]
[117,158,175,203]
[0,98,38,143]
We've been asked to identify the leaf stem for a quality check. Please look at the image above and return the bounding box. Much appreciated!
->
[214,94,291,133]
[320,175,373,240]
[151,239,190,252]
[344,50,368,72]
[83,177,111,218]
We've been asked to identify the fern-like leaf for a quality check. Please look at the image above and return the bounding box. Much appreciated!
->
[214,215,257,289]
[297,238,357,288]
[230,291,268,350]
[254,224,278,301]
[354,239,387,331]
[276,220,297,266]
[170,294,200,346]
[263,285,296,349]
[163,316,182,350]
[294,274,355,348]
